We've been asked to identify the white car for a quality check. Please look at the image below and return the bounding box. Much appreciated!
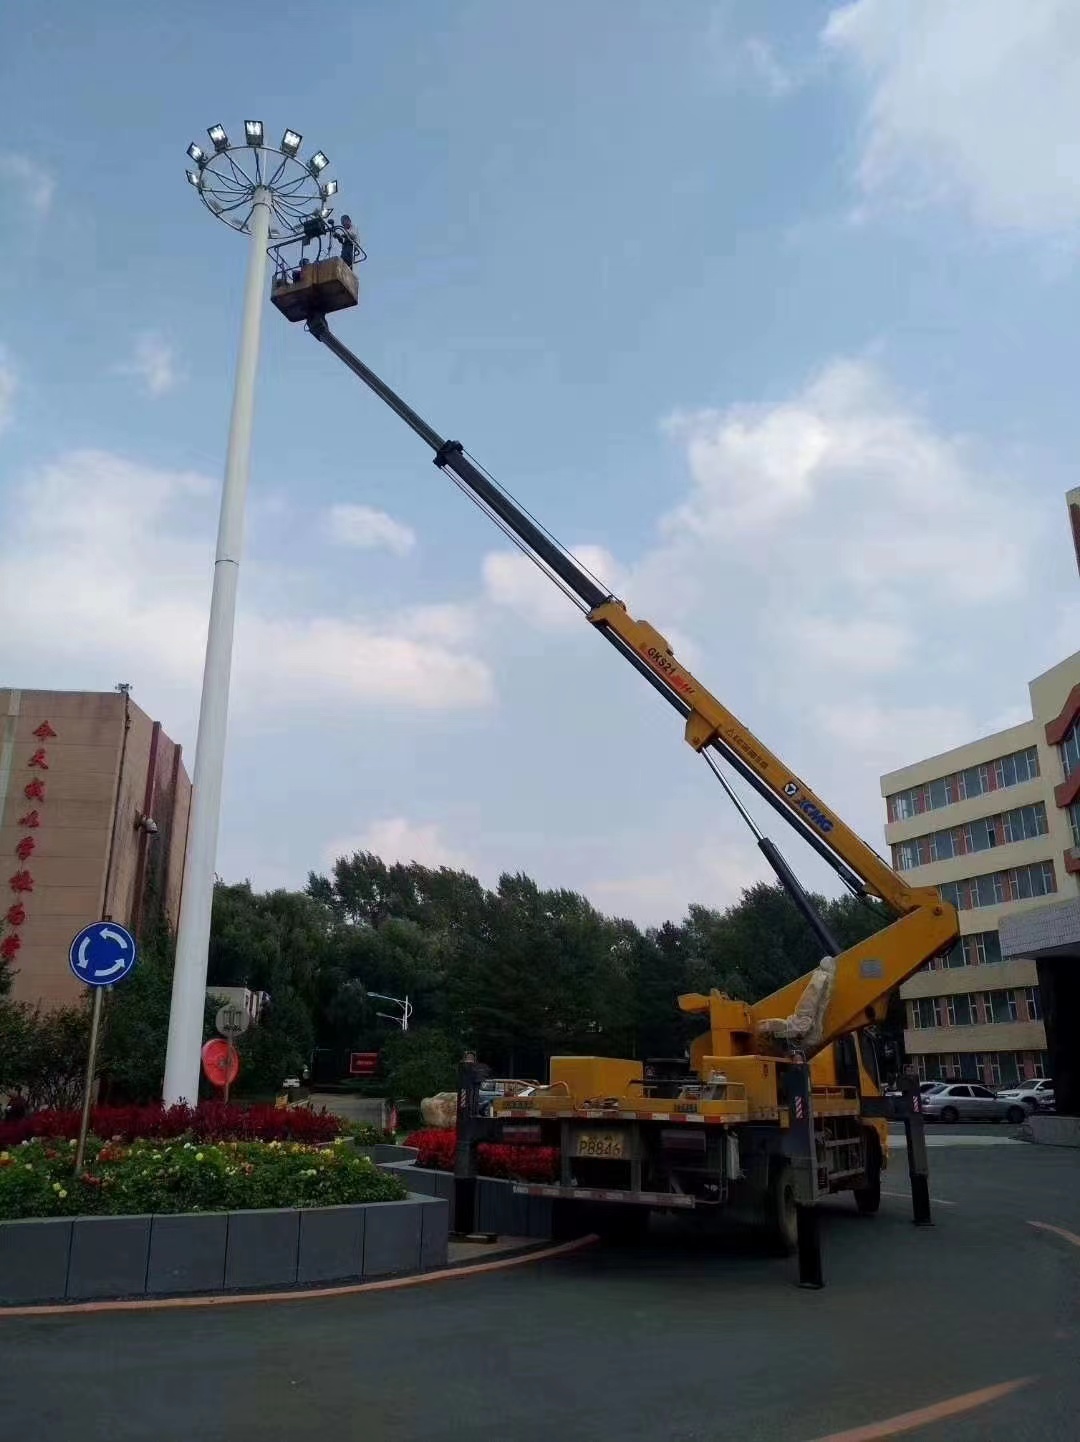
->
[996,1078,1055,1113]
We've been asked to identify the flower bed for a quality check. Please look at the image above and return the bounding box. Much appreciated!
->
[0,1136,407,1221]
[0,1101,342,1149]
[405,1129,559,1183]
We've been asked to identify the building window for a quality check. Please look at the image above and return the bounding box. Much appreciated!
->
[986,1053,1003,1086]
[886,746,1039,823]
[958,1054,980,1081]
[940,1053,962,1080]
[1061,718,1080,779]
[960,932,1001,966]
[1023,986,1042,1021]
[946,994,975,1026]
[1069,801,1080,850]
[894,803,1047,871]
[986,990,1019,1023]
[938,861,1056,912]
[911,997,943,1029]
[1032,1052,1049,1079]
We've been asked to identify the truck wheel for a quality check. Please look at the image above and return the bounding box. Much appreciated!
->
[940,1105,959,1124]
[764,1164,798,1255]
[853,1134,882,1216]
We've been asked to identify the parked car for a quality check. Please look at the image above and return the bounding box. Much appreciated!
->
[476,1078,541,1117]
[996,1078,1055,1113]
[920,1082,1028,1124]
[884,1080,947,1098]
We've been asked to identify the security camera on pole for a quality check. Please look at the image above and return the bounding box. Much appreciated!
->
[163,122,340,1105]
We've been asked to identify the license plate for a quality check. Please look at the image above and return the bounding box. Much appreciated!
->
[574,1131,626,1159]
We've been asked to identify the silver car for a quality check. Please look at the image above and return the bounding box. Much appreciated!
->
[996,1078,1055,1113]
[920,1082,1028,1124]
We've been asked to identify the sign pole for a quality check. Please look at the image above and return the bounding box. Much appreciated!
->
[74,988,106,1177]
[223,1041,233,1105]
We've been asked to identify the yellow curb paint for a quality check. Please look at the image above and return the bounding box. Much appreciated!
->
[804,1376,1033,1442]
[1028,1219,1080,1250]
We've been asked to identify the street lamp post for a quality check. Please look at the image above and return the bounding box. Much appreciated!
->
[163,122,340,1105]
[368,992,413,1032]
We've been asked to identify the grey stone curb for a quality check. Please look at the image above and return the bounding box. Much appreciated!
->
[0,1193,447,1307]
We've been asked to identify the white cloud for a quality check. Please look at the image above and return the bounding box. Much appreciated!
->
[481,544,620,629]
[0,346,15,433]
[658,357,1031,603]
[814,700,975,773]
[324,817,474,873]
[325,503,416,556]
[786,614,914,675]
[823,0,1080,234]
[739,36,795,98]
[0,449,493,715]
[0,153,55,216]
[117,334,180,397]
[588,843,773,928]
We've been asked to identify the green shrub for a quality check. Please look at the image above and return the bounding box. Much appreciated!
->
[0,1136,407,1220]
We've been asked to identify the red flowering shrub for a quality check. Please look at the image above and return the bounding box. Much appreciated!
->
[405,1129,559,1183]
[0,1101,341,1148]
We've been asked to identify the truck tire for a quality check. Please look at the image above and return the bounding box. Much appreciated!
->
[854,1132,882,1216]
[764,1163,798,1255]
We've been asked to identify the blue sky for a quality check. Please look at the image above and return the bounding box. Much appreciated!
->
[2,0,1078,925]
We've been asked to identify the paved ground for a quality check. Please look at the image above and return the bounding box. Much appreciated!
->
[2,1128,1077,1442]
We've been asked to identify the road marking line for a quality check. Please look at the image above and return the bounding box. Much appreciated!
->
[880,1191,956,1206]
[1028,1219,1080,1250]
[803,1376,1033,1442]
[0,1233,599,1320]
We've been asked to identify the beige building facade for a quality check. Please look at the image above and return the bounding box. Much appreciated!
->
[880,648,1080,1088]
[0,688,191,1009]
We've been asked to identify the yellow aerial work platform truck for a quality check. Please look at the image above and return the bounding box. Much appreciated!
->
[272,243,960,1284]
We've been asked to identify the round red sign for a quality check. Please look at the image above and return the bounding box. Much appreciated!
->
[201,1038,240,1089]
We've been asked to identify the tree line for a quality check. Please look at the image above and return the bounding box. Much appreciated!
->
[0,848,898,1110]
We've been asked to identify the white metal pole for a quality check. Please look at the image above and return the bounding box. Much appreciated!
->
[163,187,272,1105]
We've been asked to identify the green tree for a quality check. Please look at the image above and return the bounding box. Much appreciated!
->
[381,1026,459,1105]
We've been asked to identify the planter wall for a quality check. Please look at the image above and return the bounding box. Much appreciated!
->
[380,1163,554,1239]
[0,1193,448,1307]
[1020,1114,1080,1148]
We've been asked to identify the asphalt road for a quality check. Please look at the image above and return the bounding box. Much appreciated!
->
[2,1129,1077,1442]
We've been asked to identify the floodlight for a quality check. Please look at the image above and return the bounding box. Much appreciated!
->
[321,178,338,198]
[187,142,207,165]
[244,120,264,146]
[281,129,302,156]
[309,150,329,174]
[186,169,203,188]
[208,124,229,152]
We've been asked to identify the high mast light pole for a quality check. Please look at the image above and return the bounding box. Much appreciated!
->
[163,122,339,1105]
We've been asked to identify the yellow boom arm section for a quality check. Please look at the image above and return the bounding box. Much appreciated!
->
[588,598,959,1054]
[303,317,959,1061]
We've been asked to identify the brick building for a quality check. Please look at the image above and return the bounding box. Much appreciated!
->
[0,688,191,1009]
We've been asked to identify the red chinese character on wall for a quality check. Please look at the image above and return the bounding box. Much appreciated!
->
[8,871,33,894]
[16,810,40,829]
[0,934,20,961]
[27,749,49,770]
[15,836,35,862]
[33,721,57,739]
[23,779,46,802]
[4,903,26,928]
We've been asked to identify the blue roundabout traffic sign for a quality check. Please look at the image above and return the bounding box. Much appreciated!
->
[68,921,138,988]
